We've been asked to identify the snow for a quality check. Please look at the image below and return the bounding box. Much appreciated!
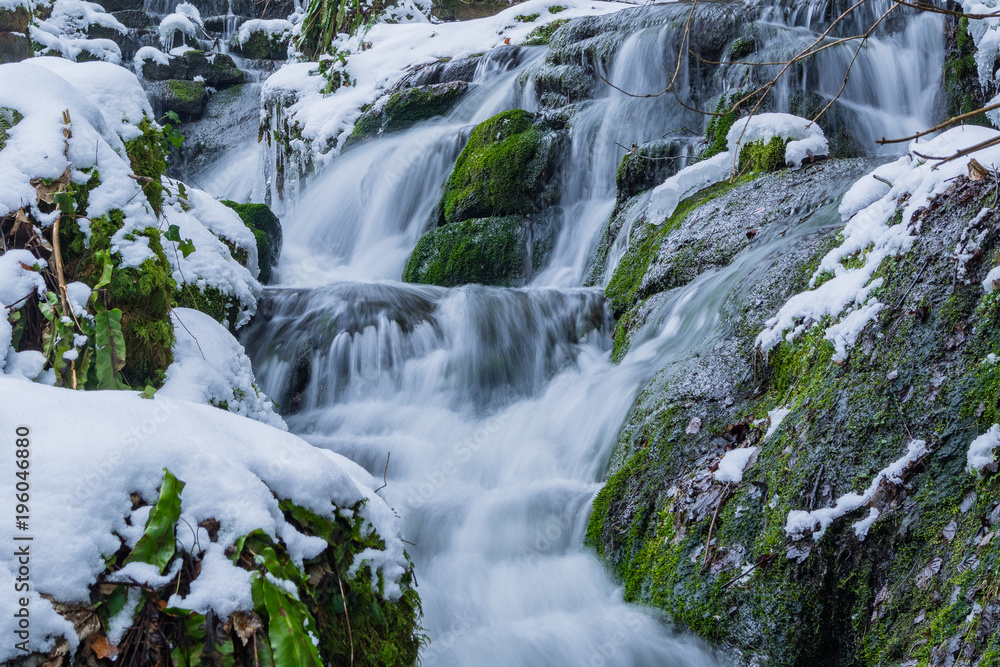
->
[852,507,880,541]
[0,0,31,10]
[160,308,285,428]
[764,406,790,440]
[758,125,1000,357]
[159,8,198,49]
[967,424,1000,473]
[160,180,262,328]
[785,439,927,541]
[134,45,170,67]
[649,113,828,222]
[0,250,49,378]
[0,379,410,661]
[236,18,293,46]
[715,446,758,483]
[0,59,158,266]
[31,0,127,64]
[725,113,829,169]
[262,0,627,170]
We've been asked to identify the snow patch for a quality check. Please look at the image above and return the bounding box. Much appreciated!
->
[715,447,758,483]
[967,424,1000,473]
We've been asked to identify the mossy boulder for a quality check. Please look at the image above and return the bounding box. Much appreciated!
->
[403,215,551,287]
[142,51,245,88]
[158,79,207,120]
[439,109,561,225]
[729,35,756,60]
[231,26,289,59]
[222,200,283,284]
[0,5,30,33]
[522,19,570,46]
[347,81,469,146]
[615,139,682,202]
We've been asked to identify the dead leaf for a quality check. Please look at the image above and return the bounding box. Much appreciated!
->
[915,557,942,590]
[90,635,118,660]
[969,158,990,182]
[942,520,958,543]
[503,37,511,44]
[30,167,71,205]
[230,611,263,646]
[686,417,701,434]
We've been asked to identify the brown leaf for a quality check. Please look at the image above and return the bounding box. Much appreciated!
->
[942,520,958,543]
[90,635,119,660]
[30,167,72,205]
[198,518,221,543]
[968,158,990,182]
[915,557,942,590]
[51,602,100,641]
[230,610,262,646]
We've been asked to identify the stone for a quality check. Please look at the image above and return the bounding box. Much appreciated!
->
[346,81,469,146]
[0,31,30,64]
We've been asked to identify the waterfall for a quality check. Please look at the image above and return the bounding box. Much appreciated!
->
[242,1,946,662]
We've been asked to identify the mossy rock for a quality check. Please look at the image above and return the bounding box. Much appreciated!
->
[403,215,548,287]
[232,27,289,59]
[439,109,561,225]
[0,6,30,33]
[729,35,756,61]
[222,200,283,284]
[522,18,570,46]
[615,139,681,201]
[125,117,168,216]
[161,79,207,120]
[430,0,514,21]
[737,135,789,173]
[944,16,992,125]
[298,0,389,59]
[346,81,469,146]
[142,51,245,89]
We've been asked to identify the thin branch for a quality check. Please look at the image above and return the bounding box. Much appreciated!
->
[878,100,1000,145]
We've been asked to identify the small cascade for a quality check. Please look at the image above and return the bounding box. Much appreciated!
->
[238,1,952,663]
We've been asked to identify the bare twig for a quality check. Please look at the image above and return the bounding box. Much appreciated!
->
[337,575,354,667]
[374,452,390,493]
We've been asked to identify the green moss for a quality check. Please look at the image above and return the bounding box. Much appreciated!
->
[729,35,756,61]
[522,19,569,46]
[402,216,530,287]
[439,109,553,225]
[944,17,991,125]
[167,78,205,104]
[221,200,282,284]
[738,136,789,174]
[515,12,539,21]
[605,174,758,317]
[548,4,566,12]
[61,211,176,388]
[346,82,468,145]
[299,0,388,59]
[124,116,168,216]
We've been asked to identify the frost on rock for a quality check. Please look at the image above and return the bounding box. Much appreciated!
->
[0,380,411,661]
[160,308,285,429]
[967,424,1000,473]
[758,125,1000,359]
[785,439,927,543]
[161,179,262,328]
[648,112,827,221]
[30,0,127,64]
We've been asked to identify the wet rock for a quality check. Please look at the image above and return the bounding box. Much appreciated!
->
[347,81,469,146]
[221,201,283,285]
[0,5,30,33]
[230,24,290,59]
[0,31,29,64]
[150,79,207,120]
[142,50,245,88]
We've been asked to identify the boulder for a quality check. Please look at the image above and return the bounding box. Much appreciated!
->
[221,201,283,285]
[154,79,207,120]
[0,5,29,33]
[0,31,30,64]
[346,81,469,145]
[142,50,245,88]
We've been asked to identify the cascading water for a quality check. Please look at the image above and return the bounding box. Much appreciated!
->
[242,1,946,662]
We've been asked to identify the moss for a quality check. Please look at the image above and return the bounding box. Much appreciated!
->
[0,107,23,151]
[167,78,205,104]
[522,19,570,46]
[402,216,531,287]
[729,35,756,61]
[548,4,566,12]
[61,211,176,388]
[346,82,468,145]
[221,200,282,284]
[605,174,758,317]
[515,12,539,21]
[174,283,242,329]
[703,91,759,160]
[738,135,789,174]
[439,109,555,225]
[944,17,991,125]
[615,140,680,201]
[124,116,168,217]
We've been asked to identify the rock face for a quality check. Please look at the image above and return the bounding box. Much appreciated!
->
[222,201,283,285]
[586,159,1000,665]
[402,108,564,288]
[151,79,208,120]
[346,81,470,145]
[141,50,246,88]
[0,5,30,64]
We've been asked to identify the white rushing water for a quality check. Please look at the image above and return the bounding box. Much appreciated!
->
[242,1,944,663]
